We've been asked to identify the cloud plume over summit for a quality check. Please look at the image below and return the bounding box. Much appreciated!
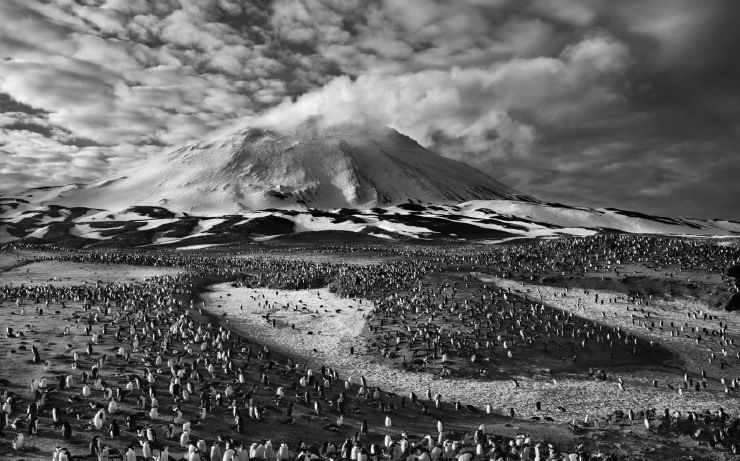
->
[0,0,738,219]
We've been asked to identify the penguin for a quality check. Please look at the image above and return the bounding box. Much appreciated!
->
[31,345,41,363]
[27,402,38,419]
[89,435,102,457]
[13,432,24,450]
[108,420,120,437]
[211,442,223,461]
[93,410,104,429]
[62,420,72,438]
[140,439,152,459]
[100,445,110,461]
[27,417,37,435]
[146,426,156,442]
[126,413,137,430]
[180,430,190,447]
[59,448,72,461]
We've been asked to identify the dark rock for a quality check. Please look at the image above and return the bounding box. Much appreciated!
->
[726,293,740,312]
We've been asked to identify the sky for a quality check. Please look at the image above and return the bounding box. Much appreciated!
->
[0,0,738,220]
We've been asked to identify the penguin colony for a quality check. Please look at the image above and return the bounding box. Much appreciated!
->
[0,234,739,460]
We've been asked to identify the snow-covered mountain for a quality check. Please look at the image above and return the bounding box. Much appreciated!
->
[12,115,525,214]
[1,116,738,248]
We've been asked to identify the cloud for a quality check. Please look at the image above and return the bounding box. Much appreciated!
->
[0,0,737,220]
[246,33,630,164]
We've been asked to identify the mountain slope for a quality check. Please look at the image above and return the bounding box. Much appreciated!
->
[17,116,526,214]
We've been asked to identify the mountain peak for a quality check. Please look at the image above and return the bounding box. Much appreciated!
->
[11,118,529,214]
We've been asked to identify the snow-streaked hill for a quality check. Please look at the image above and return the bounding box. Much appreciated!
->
[0,198,738,249]
[10,115,525,214]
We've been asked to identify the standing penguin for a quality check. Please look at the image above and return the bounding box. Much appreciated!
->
[31,345,41,363]
[180,430,190,448]
[89,435,101,457]
[62,420,72,438]
[278,443,289,461]
[126,413,137,430]
[99,445,110,461]
[27,402,38,419]
[27,417,37,435]
[109,420,120,437]
[211,441,222,461]
[141,439,152,459]
[93,410,104,429]
[360,419,368,435]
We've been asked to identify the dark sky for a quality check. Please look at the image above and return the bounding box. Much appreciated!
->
[0,0,738,220]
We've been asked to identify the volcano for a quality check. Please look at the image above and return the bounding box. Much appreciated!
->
[3,116,738,248]
[26,115,528,214]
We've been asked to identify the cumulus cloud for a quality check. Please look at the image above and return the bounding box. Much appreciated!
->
[0,0,737,220]
[244,33,630,166]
